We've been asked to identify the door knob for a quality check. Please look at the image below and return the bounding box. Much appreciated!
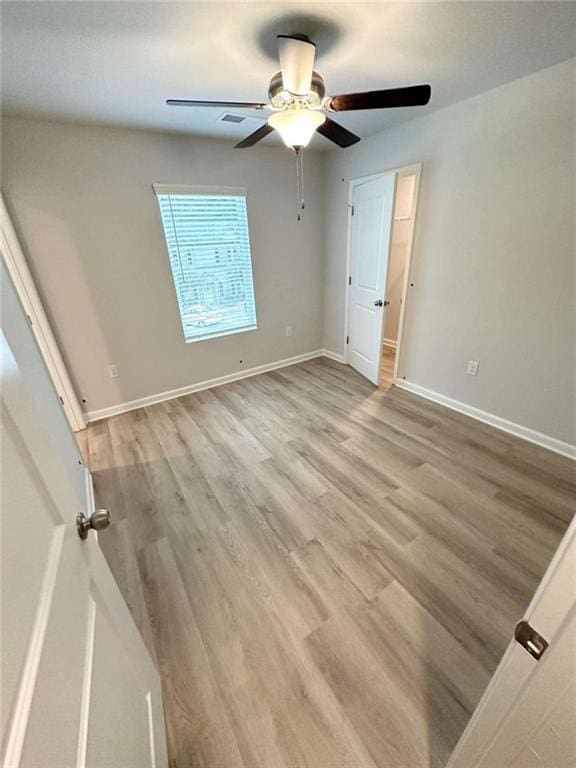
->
[77,509,111,540]
[383,299,390,307]
[374,299,383,307]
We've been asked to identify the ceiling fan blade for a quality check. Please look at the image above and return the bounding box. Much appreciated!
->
[277,35,316,96]
[166,99,268,109]
[326,85,431,112]
[234,123,275,149]
[316,117,361,148]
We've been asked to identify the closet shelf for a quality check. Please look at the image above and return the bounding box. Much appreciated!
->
[393,215,412,221]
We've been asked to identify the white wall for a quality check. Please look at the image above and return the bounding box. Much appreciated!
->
[323,59,575,445]
[1,117,325,414]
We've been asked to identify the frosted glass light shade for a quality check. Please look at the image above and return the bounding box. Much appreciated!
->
[268,108,326,148]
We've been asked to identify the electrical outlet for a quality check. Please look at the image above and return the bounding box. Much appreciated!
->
[286,326,293,337]
[466,360,479,376]
[108,364,119,379]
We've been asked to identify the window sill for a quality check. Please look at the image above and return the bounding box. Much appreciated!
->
[184,324,258,344]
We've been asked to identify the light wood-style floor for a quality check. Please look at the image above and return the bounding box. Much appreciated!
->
[81,357,574,768]
[380,345,396,388]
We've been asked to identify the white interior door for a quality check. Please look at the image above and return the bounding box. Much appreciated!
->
[448,513,576,768]
[1,263,168,768]
[347,173,396,384]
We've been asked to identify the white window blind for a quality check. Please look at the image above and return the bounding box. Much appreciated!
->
[154,186,257,343]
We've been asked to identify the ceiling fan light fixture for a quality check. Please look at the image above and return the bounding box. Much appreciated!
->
[268,107,326,148]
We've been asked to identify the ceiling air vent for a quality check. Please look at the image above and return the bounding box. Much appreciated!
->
[218,113,248,124]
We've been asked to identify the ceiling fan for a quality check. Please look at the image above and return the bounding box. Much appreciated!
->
[166,34,432,150]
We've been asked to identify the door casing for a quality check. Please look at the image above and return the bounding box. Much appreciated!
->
[343,163,422,385]
[0,195,86,432]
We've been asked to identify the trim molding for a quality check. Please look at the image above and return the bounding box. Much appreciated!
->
[145,691,158,768]
[76,597,96,768]
[383,338,397,350]
[396,379,576,460]
[152,183,247,198]
[86,350,325,422]
[3,525,65,766]
[1,195,86,431]
[322,348,347,364]
[84,468,95,515]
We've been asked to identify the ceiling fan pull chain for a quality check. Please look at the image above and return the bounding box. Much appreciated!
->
[295,147,302,221]
[295,147,305,221]
[300,149,305,215]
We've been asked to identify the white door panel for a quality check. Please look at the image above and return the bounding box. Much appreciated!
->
[352,305,376,362]
[348,174,395,384]
[1,265,168,768]
[514,680,575,767]
[86,602,153,768]
[480,607,576,768]
[357,195,384,289]
[18,528,91,768]
[1,417,58,750]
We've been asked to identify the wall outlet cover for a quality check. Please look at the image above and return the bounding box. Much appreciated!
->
[108,364,119,378]
[466,360,479,376]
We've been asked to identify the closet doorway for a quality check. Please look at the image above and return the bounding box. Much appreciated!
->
[344,164,421,388]
[380,167,420,388]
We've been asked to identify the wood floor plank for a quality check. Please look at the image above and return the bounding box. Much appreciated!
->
[163,514,378,768]
[306,580,492,768]
[139,537,246,768]
[84,357,573,768]
[312,489,395,601]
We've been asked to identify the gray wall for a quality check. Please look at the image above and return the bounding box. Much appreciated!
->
[1,117,325,413]
[323,59,575,444]
[2,60,575,445]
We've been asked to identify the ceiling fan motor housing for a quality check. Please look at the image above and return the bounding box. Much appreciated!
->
[268,71,325,109]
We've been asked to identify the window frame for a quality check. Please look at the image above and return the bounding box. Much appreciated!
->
[153,184,258,344]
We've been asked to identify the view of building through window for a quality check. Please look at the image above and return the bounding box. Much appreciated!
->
[156,191,257,342]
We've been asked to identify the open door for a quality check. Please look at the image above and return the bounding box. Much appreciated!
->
[1,262,168,767]
[448,512,576,767]
[346,173,396,384]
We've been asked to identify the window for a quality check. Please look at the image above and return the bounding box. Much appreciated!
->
[154,184,257,343]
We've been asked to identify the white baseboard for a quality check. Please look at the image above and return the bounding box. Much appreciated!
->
[322,348,347,364]
[383,338,397,350]
[85,354,575,461]
[86,349,325,422]
[395,379,576,460]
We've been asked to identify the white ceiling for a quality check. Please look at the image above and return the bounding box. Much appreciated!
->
[2,2,575,150]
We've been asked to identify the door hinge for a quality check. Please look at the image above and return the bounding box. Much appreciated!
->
[350,204,355,216]
[514,620,548,660]
[346,336,349,345]
[26,314,33,326]
[348,276,352,286]
[58,395,65,405]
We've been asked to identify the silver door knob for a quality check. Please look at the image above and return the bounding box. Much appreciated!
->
[77,509,111,540]
[374,299,383,307]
